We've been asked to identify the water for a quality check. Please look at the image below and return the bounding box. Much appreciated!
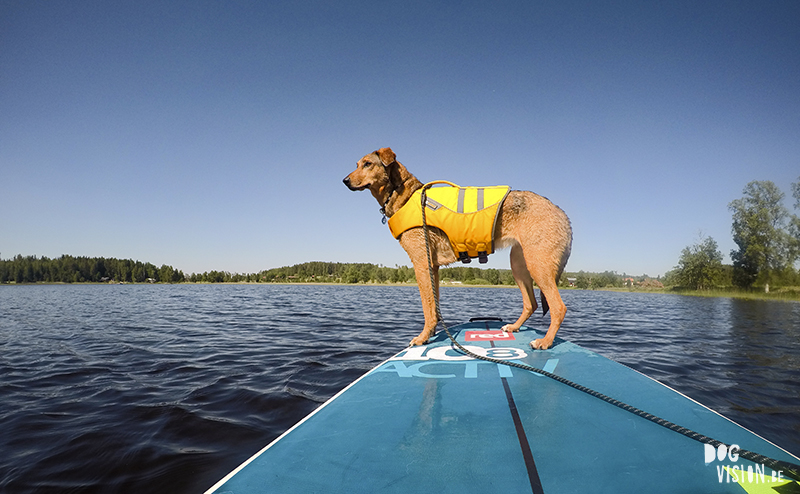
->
[1,284,798,492]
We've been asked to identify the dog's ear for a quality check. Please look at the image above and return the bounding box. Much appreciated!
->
[375,147,396,167]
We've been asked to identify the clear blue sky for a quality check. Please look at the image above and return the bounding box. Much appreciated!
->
[2,1,798,277]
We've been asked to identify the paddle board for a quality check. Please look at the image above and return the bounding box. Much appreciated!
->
[205,319,799,493]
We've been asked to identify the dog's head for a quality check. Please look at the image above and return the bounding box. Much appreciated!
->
[342,147,397,193]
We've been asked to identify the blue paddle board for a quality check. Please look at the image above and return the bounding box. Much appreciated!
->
[205,319,799,493]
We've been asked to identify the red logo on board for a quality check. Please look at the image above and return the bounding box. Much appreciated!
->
[464,330,516,341]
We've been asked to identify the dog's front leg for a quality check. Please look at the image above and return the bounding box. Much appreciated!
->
[409,262,439,346]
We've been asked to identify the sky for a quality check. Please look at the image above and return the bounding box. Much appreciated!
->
[2,1,798,277]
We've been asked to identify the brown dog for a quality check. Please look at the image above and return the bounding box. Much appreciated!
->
[343,147,572,350]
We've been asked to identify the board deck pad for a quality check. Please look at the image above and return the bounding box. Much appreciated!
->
[207,320,800,493]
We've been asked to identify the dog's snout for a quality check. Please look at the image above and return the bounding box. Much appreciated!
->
[343,177,351,187]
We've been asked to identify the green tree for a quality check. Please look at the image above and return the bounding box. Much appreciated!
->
[789,176,800,263]
[593,271,621,288]
[728,181,792,288]
[343,265,360,283]
[91,258,107,281]
[499,270,515,285]
[158,264,174,283]
[131,262,145,283]
[484,268,500,285]
[117,260,132,282]
[673,235,724,290]
[575,271,591,289]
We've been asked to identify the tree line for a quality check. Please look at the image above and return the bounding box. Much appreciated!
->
[0,255,185,284]
[258,262,523,285]
[666,177,800,291]
[1,252,648,289]
[256,263,652,288]
[0,255,588,287]
[0,255,271,284]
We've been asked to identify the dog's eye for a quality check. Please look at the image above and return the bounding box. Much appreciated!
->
[363,162,372,168]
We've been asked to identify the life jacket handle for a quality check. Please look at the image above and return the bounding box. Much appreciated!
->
[422,180,460,189]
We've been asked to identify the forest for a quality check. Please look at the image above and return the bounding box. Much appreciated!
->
[0,255,185,284]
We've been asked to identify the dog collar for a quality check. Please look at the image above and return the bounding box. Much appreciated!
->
[379,183,395,224]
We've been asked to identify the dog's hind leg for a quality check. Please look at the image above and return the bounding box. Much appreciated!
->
[501,243,537,333]
[528,262,567,350]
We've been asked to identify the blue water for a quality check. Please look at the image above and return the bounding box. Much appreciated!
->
[1,284,798,492]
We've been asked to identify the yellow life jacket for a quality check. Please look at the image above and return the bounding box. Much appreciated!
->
[388,181,510,263]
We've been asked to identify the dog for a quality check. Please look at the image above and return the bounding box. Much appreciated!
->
[343,147,572,350]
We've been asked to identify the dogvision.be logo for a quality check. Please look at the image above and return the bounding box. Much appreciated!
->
[704,443,785,485]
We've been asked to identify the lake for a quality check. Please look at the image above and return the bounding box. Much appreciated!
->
[1,284,798,492]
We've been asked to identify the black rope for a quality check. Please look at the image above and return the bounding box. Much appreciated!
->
[418,183,800,482]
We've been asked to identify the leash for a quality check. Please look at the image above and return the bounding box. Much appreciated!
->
[418,183,800,482]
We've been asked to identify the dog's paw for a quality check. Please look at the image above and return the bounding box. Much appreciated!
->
[501,324,520,333]
[530,338,553,350]
[409,336,429,346]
